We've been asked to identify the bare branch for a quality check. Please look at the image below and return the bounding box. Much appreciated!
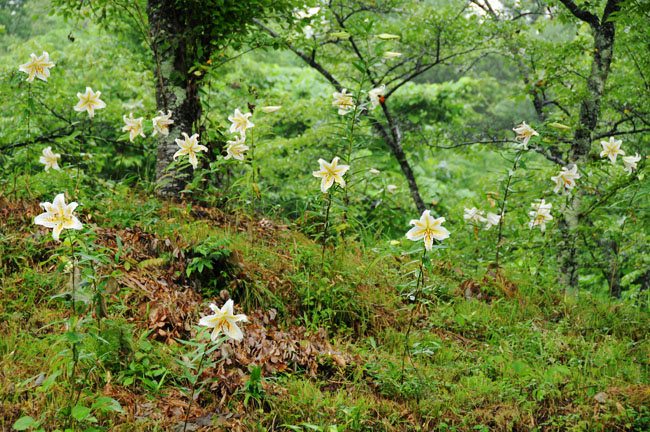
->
[255,21,343,90]
[557,0,599,27]
[594,127,650,140]
[543,100,572,117]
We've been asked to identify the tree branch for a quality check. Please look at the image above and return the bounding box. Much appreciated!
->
[255,21,343,90]
[557,0,600,27]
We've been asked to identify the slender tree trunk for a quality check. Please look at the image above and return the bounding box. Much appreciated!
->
[378,103,426,213]
[147,0,202,196]
[557,0,621,291]
[635,269,650,308]
[600,238,622,298]
[254,22,427,213]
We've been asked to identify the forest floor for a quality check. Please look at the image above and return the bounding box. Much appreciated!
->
[1,190,649,431]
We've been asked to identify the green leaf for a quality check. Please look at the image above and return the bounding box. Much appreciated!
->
[71,405,92,421]
[63,331,85,344]
[91,396,123,413]
[510,360,530,376]
[38,371,62,392]
[13,416,37,431]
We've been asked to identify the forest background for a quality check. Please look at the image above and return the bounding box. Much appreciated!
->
[1,0,650,430]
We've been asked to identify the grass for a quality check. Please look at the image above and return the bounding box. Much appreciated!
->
[1,187,649,431]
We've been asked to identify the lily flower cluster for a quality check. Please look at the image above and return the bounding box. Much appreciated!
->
[225,108,255,161]
[600,137,641,175]
[528,199,553,231]
[22,53,256,350]
[122,111,174,142]
[512,121,539,150]
[463,207,500,230]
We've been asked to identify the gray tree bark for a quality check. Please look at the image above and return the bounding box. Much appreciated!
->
[557,0,621,291]
[147,0,202,196]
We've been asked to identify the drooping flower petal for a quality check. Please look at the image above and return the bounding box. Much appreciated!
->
[512,121,539,150]
[484,212,501,230]
[228,109,254,136]
[622,153,642,175]
[332,89,355,115]
[39,146,61,172]
[122,113,146,142]
[152,110,174,137]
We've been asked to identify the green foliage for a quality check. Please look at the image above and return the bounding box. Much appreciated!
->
[2,0,650,430]
[186,235,233,295]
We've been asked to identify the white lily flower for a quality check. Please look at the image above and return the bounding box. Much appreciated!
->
[261,106,282,113]
[34,193,83,241]
[485,212,501,230]
[463,207,486,224]
[369,168,380,175]
[377,33,400,40]
[312,157,350,193]
[173,132,207,170]
[303,25,315,38]
[528,199,553,232]
[198,300,248,342]
[622,153,642,175]
[224,135,249,161]
[19,51,55,83]
[63,258,74,274]
[405,210,450,251]
[550,164,581,194]
[39,146,61,172]
[152,110,174,137]
[122,113,145,142]
[332,89,355,115]
[512,121,539,150]
[600,137,625,164]
[294,6,320,19]
[383,51,403,59]
[368,85,385,110]
[387,184,398,193]
[73,87,106,118]
[228,108,254,137]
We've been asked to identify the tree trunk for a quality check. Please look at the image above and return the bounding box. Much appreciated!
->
[378,103,426,213]
[147,0,202,196]
[254,22,427,213]
[557,0,621,292]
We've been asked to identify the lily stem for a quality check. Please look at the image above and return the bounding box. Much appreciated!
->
[400,248,427,397]
[321,189,333,267]
[494,148,524,268]
[183,343,208,432]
